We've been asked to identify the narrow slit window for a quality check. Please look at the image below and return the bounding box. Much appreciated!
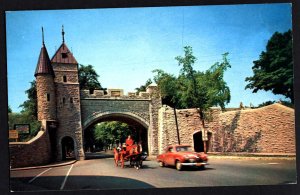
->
[63,75,67,82]
[63,97,66,105]
[47,93,50,102]
[70,97,73,104]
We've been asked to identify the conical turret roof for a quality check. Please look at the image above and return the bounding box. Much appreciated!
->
[34,28,55,77]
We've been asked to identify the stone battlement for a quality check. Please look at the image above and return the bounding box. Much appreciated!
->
[80,89,151,99]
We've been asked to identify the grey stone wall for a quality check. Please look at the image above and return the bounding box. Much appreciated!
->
[158,103,295,154]
[158,106,203,154]
[9,121,52,168]
[215,103,295,153]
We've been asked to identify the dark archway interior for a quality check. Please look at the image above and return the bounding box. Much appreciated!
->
[61,136,75,160]
[193,131,204,152]
[84,114,148,155]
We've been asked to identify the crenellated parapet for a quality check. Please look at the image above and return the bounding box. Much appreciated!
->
[80,88,151,99]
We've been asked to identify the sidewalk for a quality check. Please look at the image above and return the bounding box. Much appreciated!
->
[206,152,296,160]
[208,152,296,157]
[10,160,77,171]
[148,152,296,161]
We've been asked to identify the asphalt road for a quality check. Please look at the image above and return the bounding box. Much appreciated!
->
[10,153,297,192]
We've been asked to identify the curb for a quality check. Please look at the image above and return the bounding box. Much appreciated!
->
[148,153,296,161]
[207,152,296,158]
[10,160,77,171]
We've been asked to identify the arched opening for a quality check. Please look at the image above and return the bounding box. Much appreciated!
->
[83,113,149,159]
[193,131,204,152]
[61,136,75,160]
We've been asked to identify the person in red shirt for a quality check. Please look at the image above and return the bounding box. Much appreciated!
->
[126,135,134,146]
[126,135,135,155]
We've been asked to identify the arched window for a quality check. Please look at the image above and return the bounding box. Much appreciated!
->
[63,75,67,82]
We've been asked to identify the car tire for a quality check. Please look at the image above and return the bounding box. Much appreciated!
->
[159,161,164,167]
[199,165,205,170]
[176,161,182,171]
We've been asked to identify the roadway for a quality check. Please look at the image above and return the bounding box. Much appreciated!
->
[10,152,297,191]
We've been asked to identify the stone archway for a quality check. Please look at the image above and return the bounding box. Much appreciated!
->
[61,136,75,160]
[82,112,150,155]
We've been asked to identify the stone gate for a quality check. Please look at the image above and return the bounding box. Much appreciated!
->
[80,87,162,157]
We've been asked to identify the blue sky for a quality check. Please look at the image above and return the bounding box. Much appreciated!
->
[6,3,292,112]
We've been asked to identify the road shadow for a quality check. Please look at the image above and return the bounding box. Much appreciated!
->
[116,164,156,170]
[160,166,215,172]
[84,152,114,160]
[10,175,155,192]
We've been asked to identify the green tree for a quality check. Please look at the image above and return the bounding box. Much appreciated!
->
[153,46,231,149]
[78,64,102,91]
[153,69,181,143]
[93,121,132,148]
[19,81,37,118]
[175,46,231,124]
[8,105,12,113]
[245,30,293,103]
[135,78,152,95]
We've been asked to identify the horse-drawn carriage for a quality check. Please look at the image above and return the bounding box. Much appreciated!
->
[113,144,147,169]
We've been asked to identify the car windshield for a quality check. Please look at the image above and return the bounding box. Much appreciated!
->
[176,146,193,152]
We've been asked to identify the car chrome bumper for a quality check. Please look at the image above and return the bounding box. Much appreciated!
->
[181,162,208,166]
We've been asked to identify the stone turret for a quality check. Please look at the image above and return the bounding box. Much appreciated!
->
[34,27,56,122]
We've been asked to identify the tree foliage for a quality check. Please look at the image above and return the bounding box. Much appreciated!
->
[78,64,102,90]
[8,105,12,113]
[153,69,179,107]
[93,121,132,147]
[135,78,152,95]
[153,46,231,123]
[8,112,41,141]
[245,30,293,103]
[19,81,37,118]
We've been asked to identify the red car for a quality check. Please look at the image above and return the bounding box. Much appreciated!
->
[157,144,208,171]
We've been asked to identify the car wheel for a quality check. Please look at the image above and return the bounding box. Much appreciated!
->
[176,161,182,171]
[159,161,164,167]
[199,165,205,170]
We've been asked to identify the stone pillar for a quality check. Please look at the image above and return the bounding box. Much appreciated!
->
[147,84,162,156]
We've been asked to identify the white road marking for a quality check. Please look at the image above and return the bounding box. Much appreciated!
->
[28,168,52,184]
[60,164,74,190]
[267,163,280,165]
